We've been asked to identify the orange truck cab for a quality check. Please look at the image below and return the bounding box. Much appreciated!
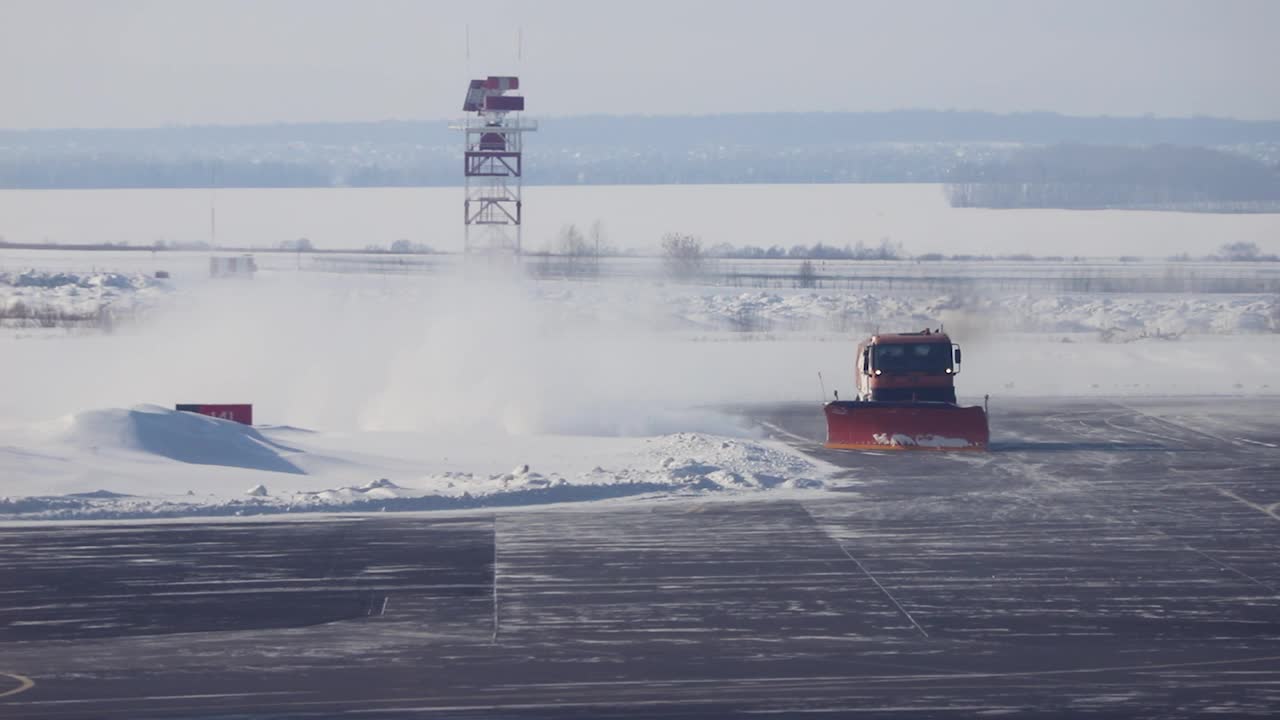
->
[855,329,962,404]
[824,328,989,451]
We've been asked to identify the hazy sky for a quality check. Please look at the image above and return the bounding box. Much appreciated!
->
[2,0,1278,129]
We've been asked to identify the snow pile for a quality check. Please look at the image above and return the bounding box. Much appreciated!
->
[1001,294,1279,335]
[668,291,924,333]
[0,270,155,290]
[664,290,1280,336]
[0,270,167,328]
[58,405,304,474]
[280,433,826,511]
[420,283,1276,340]
[5,265,1273,340]
[0,426,831,520]
[643,432,824,489]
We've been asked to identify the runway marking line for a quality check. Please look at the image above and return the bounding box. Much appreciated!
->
[1104,403,1280,526]
[760,421,819,447]
[1217,488,1280,523]
[18,690,308,706]
[1112,401,1271,451]
[0,672,35,699]
[799,506,929,639]
[832,539,930,639]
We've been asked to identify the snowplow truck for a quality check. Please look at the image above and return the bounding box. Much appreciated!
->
[824,329,989,450]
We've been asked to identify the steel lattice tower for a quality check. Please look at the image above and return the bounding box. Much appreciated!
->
[452,76,536,256]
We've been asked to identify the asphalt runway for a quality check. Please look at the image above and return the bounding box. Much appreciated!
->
[2,397,1280,718]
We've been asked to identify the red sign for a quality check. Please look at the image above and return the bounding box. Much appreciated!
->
[176,404,253,425]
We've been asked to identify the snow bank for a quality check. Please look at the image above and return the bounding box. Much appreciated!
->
[663,290,1280,336]
[58,405,304,474]
[0,270,155,290]
[371,432,822,500]
[6,267,1273,340]
[0,269,166,328]
[0,427,831,520]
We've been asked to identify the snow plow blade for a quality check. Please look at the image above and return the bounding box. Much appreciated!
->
[824,401,989,451]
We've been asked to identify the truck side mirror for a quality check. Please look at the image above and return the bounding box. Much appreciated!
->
[954,347,962,364]
[862,349,872,375]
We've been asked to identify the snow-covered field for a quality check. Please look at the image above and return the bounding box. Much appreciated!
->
[3,213,1280,520]
[6,265,1277,337]
[4,184,1280,257]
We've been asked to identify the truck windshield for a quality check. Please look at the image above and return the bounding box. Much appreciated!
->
[873,343,952,373]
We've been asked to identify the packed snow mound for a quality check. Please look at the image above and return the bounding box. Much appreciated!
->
[286,432,828,510]
[0,270,159,290]
[663,290,1280,336]
[0,270,168,329]
[60,405,304,474]
[644,433,823,489]
[0,432,833,519]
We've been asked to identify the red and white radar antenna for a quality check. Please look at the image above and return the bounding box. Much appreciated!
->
[452,76,536,256]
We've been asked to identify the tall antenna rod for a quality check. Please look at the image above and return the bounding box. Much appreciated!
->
[209,163,217,250]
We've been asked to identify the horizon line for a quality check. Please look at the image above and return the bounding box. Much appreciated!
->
[4,108,1280,134]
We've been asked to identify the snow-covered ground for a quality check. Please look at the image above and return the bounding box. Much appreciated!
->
[0,264,847,519]
[4,266,1277,337]
[1,269,169,327]
[3,184,1280,256]
[666,289,1280,336]
[0,405,826,520]
[2,246,1278,521]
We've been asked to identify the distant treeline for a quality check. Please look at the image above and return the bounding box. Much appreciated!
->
[0,158,335,189]
[0,145,1002,188]
[946,144,1280,212]
[705,240,903,261]
[3,110,1280,190]
[7,110,1280,149]
[0,239,432,255]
